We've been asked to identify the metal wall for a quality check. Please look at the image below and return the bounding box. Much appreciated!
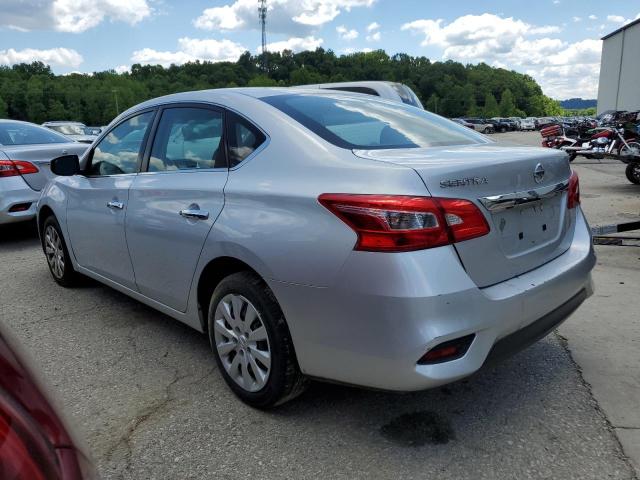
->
[597,22,640,114]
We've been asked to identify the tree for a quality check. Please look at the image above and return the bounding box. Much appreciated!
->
[426,93,440,114]
[483,93,500,118]
[499,88,517,117]
[0,96,7,118]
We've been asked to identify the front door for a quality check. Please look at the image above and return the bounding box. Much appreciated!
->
[65,110,155,289]
[126,106,228,312]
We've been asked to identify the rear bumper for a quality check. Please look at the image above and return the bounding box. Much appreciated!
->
[0,176,39,224]
[270,208,595,391]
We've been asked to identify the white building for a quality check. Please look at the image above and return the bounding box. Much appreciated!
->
[597,18,640,114]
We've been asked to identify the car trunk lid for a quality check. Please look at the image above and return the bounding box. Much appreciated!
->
[1,143,89,191]
[353,144,575,287]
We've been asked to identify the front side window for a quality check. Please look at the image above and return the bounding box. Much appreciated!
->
[149,107,224,172]
[226,111,266,167]
[48,124,86,135]
[262,94,487,150]
[88,111,154,176]
[0,122,68,146]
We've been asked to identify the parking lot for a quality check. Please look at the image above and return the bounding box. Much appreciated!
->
[1,131,639,479]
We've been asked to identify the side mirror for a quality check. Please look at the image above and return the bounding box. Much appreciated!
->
[50,155,80,176]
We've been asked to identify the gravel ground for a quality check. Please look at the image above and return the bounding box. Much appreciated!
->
[0,131,636,479]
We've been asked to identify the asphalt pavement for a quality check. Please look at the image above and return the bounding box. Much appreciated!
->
[0,131,638,479]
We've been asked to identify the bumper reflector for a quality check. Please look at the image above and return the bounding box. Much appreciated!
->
[9,203,32,213]
[417,334,475,365]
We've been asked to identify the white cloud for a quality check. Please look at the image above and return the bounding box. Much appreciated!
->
[132,38,247,67]
[336,25,358,40]
[194,0,375,35]
[588,14,597,20]
[607,15,627,24]
[366,21,379,32]
[572,16,582,22]
[343,47,373,54]
[262,36,323,53]
[402,13,601,98]
[0,0,152,33]
[114,65,129,74]
[0,47,83,68]
[366,31,381,42]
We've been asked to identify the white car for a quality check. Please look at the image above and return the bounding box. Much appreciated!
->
[42,121,97,144]
[521,118,537,131]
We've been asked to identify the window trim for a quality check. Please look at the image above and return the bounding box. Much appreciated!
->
[83,108,157,178]
[140,103,228,175]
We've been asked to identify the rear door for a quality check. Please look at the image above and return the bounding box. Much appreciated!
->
[125,105,229,312]
[65,110,155,289]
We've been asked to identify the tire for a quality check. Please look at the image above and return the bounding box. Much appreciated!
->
[208,271,307,408]
[485,127,494,134]
[501,127,507,133]
[41,216,80,287]
[625,163,640,185]
[567,152,577,162]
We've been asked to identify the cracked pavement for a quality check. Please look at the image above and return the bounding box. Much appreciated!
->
[0,132,638,479]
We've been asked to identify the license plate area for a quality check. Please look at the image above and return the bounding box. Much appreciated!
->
[492,197,561,257]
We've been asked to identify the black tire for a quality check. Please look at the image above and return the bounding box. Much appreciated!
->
[625,163,640,185]
[568,152,577,162]
[41,216,80,287]
[207,271,307,408]
[501,127,507,133]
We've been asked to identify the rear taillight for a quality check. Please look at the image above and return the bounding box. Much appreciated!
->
[0,160,39,178]
[568,171,580,209]
[0,390,60,480]
[318,194,490,252]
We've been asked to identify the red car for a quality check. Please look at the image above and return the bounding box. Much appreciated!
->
[0,324,93,479]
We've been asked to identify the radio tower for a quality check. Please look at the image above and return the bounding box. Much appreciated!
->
[258,0,268,72]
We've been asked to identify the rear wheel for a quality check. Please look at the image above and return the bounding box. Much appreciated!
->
[619,141,640,159]
[42,216,79,287]
[625,163,640,185]
[208,271,306,408]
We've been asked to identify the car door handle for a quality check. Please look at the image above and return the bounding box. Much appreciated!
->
[107,201,124,210]
[179,209,209,220]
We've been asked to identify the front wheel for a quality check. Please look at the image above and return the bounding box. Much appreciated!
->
[208,272,307,408]
[625,163,640,184]
[42,216,80,287]
[619,141,640,159]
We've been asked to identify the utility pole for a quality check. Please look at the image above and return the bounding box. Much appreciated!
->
[258,0,267,72]
[112,89,120,115]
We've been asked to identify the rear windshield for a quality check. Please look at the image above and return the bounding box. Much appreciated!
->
[0,122,69,145]
[262,93,487,149]
[48,124,86,135]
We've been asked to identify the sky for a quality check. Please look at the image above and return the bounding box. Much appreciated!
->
[0,0,638,99]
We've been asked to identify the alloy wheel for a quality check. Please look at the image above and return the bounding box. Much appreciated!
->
[213,294,271,392]
[44,225,65,279]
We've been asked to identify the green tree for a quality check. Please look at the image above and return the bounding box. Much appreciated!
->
[0,96,8,118]
[483,93,500,118]
[499,88,517,117]
[426,93,440,114]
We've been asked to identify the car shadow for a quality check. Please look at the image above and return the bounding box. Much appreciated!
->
[0,221,40,247]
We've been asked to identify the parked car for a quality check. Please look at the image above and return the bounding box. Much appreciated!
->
[463,118,495,134]
[0,120,89,225]
[38,88,595,408]
[521,118,537,131]
[293,81,424,109]
[508,117,522,130]
[452,118,475,129]
[84,126,103,136]
[0,322,93,479]
[42,121,97,144]
[490,117,516,132]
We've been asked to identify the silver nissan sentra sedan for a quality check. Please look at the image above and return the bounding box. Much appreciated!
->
[37,88,595,408]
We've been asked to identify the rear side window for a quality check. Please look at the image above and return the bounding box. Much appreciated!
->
[226,111,266,167]
[388,83,423,108]
[89,111,154,176]
[0,122,68,145]
[149,107,225,172]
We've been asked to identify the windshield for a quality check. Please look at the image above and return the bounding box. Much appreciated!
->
[48,124,86,135]
[0,122,69,145]
[262,94,487,150]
